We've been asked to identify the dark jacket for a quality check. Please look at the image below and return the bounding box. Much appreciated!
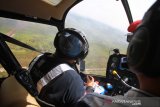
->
[76,87,160,107]
[29,53,85,107]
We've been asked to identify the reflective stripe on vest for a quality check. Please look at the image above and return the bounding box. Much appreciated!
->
[37,63,74,87]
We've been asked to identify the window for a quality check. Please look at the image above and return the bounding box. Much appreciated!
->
[0,65,8,78]
[0,17,58,77]
[65,0,155,76]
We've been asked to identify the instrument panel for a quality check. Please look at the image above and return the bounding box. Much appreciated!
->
[81,54,139,96]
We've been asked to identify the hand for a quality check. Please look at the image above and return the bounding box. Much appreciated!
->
[84,75,95,87]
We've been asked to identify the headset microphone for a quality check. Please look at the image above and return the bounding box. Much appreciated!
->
[112,70,121,80]
[111,70,132,88]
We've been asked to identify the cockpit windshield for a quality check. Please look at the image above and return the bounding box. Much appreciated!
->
[65,0,156,75]
[0,0,156,77]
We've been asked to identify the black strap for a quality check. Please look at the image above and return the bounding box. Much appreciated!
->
[0,32,43,53]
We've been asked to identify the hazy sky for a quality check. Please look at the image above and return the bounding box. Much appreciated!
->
[70,0,156,32]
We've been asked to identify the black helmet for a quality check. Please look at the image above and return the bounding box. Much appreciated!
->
[113,48,119,54]
[54,28,89,60]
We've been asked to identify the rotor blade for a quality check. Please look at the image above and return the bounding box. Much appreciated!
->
[0,33,43,53]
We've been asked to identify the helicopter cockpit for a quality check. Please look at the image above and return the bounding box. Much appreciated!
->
[0,0,157,106]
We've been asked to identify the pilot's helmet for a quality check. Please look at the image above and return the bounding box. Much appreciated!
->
[54,28,89,60]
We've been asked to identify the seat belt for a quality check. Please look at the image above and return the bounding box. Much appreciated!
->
[37,63,74,92]
[0,32,43,53]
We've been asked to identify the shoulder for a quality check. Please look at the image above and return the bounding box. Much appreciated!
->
[124,87,156,97]
[76,93,128,107]
[45,63,83,85]
[60,69,83,84]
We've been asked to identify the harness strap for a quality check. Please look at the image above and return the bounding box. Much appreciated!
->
[1,32,43,53]
[37,63,74,92]
[28,54,44,72]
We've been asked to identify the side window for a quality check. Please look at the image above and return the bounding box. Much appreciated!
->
[0,64,8,78]
[0,17,58,76]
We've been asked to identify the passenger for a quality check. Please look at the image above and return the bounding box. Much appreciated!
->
[76,1,160,107]
[28,28,93,107]
[106,48,121,79]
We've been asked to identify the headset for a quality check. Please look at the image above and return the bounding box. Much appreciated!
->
[54,28,89,60]
[127,0,160,77]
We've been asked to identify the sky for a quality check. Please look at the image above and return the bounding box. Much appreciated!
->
[70,0,156,32]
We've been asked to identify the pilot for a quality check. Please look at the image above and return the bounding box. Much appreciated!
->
[106,49,120,75]
[28,28,93,107]
[0,28,95,107]
[75,1,160,107]
[105,48,122,95]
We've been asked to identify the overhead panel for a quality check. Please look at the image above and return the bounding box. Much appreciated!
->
[0,0,76,21]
